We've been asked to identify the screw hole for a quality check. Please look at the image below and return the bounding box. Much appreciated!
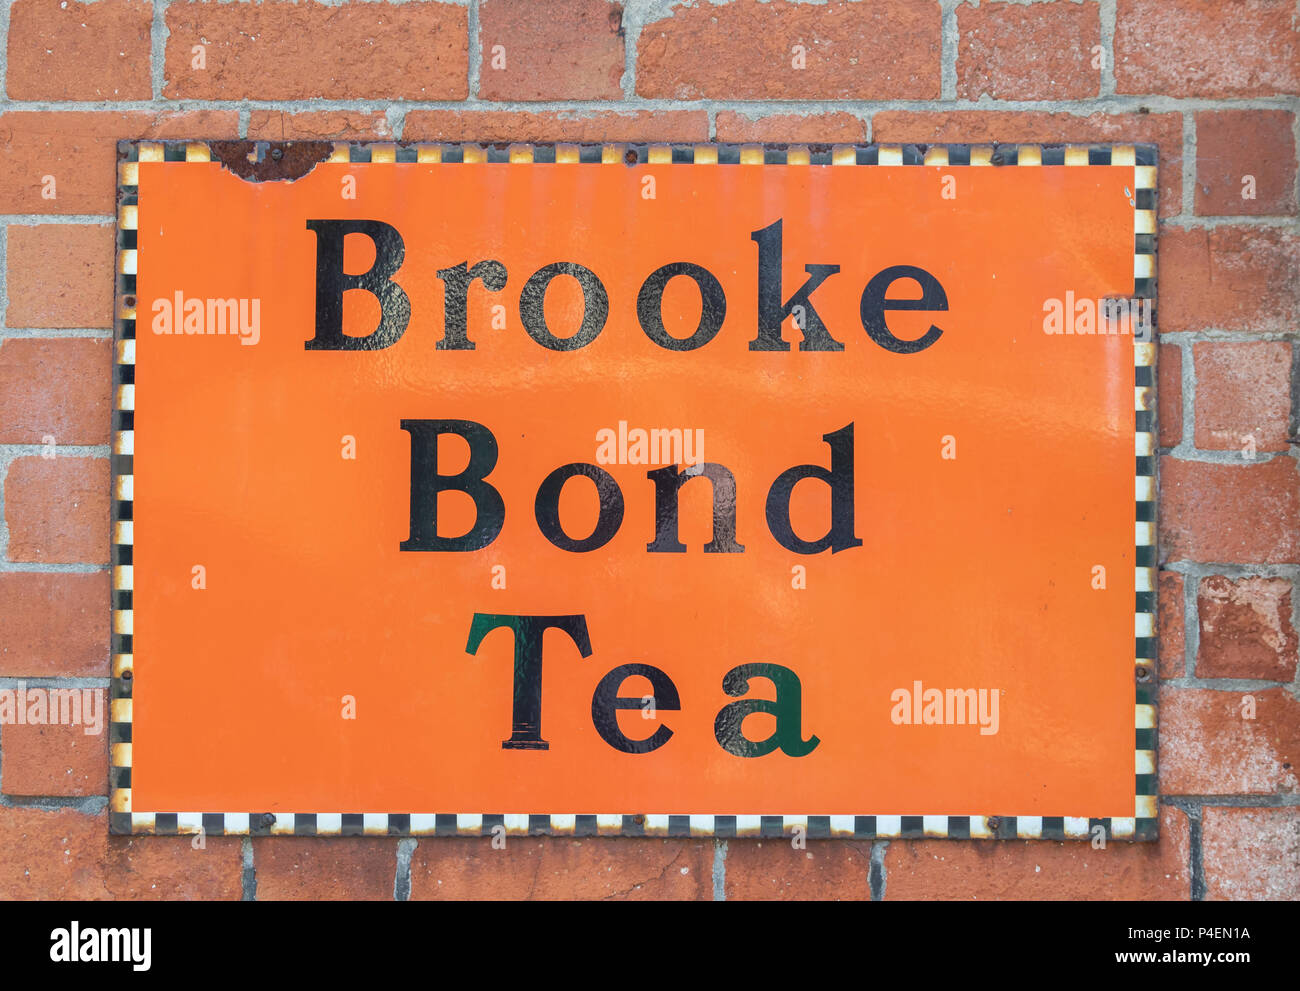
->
[624,149,637,165]
[1136,666,1151,682]
[124,295,136,308]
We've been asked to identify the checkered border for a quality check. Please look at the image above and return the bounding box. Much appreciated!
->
[110,140,1158,841]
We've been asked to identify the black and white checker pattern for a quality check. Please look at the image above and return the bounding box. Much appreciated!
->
[110,140,1159,840]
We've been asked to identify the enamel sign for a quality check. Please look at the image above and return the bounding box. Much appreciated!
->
[111,141,1158,840]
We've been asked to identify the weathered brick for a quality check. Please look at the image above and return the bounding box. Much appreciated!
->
[957,0,1101,100]
[1159,226,1300,334]
[253,838,397,900]
[1160,687,1299,794]
[1159,571,1185,680]
[724,839,870,900]
[1115,0,1300,97]
[163,0,468,100]
[1202,807,1300,900]
[1197,576,1298,681]
[4,457,110,564]
[403,109,709,144]
[636,0,941,100]
[0,339,111,446]
[1195,111,1298,216]
[1159,456,1300,565]
[479,0,624,100]
[1158,343,1182,448]
[0,111,240,215]
[0,573,109,677]
[6,0,152,101]
[872,111,1184,216]
[246,111,394,142]
[5,226,114,330]
[1,688,108,796]
[105,832,244,899]
[1193,342,1292,452]
[0,808,108,898]
[714,111,867,144]
[0,808,242,899]
[884,806,1191,900]
[410,836,712,900]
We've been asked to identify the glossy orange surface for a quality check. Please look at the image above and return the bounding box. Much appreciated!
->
[133,159,1137,816]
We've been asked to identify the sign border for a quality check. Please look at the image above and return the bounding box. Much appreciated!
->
[108,140,1159,841]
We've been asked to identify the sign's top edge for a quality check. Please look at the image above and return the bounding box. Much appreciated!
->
[117,139,1158,182]
[119,139,1159,182]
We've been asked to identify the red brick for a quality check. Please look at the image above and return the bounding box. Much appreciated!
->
[253,838,396,900]
[1202,807,1300,901]
[403,109,709,144]
[5,226,114,330]
[0,808,242,899]
[1195,111,1298,216]
[0,111,241,215]
[0,339,110,446]
[106,832,244,899]
[1193,342,1292,452]
[724,839,870,900]
[164,0,468,101]
[1160,226,1300,334]
[4,457,109,564]
[0,808,109,899]
[0,573,109,677]
[6,0,152,101]
[246,111,393,142]
[714,111,867,144]
[957,0,1101,100]
[636,0,940,100]
[1158,343,1182,448]
[1159,456,1300,564]
[1,688,108,796]
[1196,576,1298,681]
[884,806,1191,900]
[479,0,624,100]
[1160,687,1299,794]
[872,111,1184,217]
[1115,0,1300,98]
[410,836,712,900]
[1159,571,1184,680]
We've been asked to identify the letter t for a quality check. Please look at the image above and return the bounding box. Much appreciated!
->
[464,614,592,750]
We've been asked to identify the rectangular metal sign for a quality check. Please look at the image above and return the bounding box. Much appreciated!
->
[111,141,1158,840]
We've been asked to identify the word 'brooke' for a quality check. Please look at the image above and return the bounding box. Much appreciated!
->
[304,218,952,354]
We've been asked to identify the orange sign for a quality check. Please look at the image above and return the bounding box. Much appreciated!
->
[111,141,1158,841]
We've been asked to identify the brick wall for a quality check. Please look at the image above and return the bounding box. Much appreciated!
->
[0,0,1296,901]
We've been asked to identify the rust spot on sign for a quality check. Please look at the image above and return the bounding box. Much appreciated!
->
[209,141,332,183]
